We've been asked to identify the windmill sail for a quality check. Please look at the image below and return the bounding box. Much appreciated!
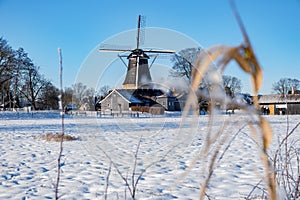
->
[136,15,141,49]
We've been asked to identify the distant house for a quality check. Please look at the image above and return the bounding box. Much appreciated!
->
[258,94,300,115]
[99,88,181,113]
[155,93,182,111]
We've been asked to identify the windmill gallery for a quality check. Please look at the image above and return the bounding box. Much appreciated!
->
[96,15,184,115]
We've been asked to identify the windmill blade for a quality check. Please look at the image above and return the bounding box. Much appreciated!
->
[99,43,132,52]
[99,48,132,52]
[136,15,141,49]
[139,15,146,47]
[144,49,176,54]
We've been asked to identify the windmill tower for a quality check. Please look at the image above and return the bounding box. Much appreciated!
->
[99,15,175,89]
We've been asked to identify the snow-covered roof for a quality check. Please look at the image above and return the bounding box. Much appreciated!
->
[100,88,177,105]
[99,89,144,104]
[115,89,144,103]
[258,94,300,104]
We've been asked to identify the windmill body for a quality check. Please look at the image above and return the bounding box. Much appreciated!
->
[123,49,151,88]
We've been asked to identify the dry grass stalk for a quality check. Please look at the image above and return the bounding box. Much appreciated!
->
[182,2,276,199]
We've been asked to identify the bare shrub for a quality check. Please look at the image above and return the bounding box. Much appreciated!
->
[131,105,165,115]
[149,105,165,115]
[131,106,150,113]
[273,121,300,199]
[98,137,173,199]
[39,133,78,142]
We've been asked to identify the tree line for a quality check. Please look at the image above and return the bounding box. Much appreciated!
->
[1,39,298,111]
[0,37,102,111]
[0,37,59,110]
[170,47,300,96]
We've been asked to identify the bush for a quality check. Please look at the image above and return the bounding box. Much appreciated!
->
[131,106,150,113]
[149,104,165,115]
[39,133,78,142]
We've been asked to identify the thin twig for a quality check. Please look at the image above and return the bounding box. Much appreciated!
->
[104,161,112,200]
[132,137,142,199]
[274,122,300,176]
[273,122,300,199]
[99,148,134,197]
[246,180,263,199]
[55,48,64,200]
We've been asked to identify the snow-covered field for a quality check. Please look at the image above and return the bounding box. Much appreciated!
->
[0,111,299,199]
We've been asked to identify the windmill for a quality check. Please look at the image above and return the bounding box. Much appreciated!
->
[99,15,175,89]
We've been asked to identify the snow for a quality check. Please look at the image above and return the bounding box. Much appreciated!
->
[0,111,299,199]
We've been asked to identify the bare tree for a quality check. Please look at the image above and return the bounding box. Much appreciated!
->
[170,47,202,81]
[72,82,88,106]
[222,75,242,97]
[97,85,111,98]
[0,37,58,110]
[0,38,15,108]
[0,38,15,76]
[64,82,95,110]
[1,41,39,109]
[62,87,73,106]
[19,65,50,110]
[38,82,59,110]
[11,48,33,108]
[272,78,300,94]
[84,87,96,111]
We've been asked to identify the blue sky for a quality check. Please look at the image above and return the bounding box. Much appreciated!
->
[1,0,299,94]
